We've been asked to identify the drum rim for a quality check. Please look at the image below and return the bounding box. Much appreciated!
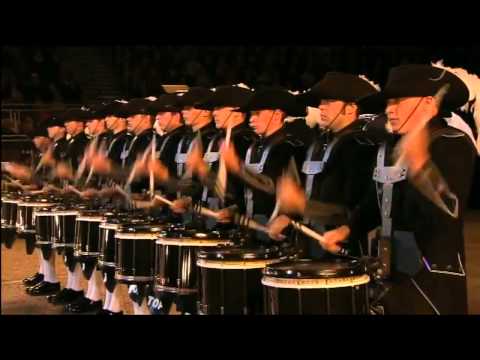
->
[263,258,367,278]
[196,257,287,269]
[114,274,154,282]
[75,251,101,256]
[52,243,74,248]
[76,216,104,222]
[98,260,116,267]
[99,223,119,230]
[197,246,296,260]
[115,232,160,240]
[156,238,233,246]
[51,210,80,216]
[2,199,20,203]
[154,284,197,295]
[261,274,371,289]
[18,202,56,207]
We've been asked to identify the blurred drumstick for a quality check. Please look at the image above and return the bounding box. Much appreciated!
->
[234,213,286,240]
[75,136,99,183]
[393,84,450,168]
[149,134,156,198]
[215,123,232,204]
[125,139,155,189]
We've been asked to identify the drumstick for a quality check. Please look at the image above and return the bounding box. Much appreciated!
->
[149,134,156,198]
[125,139,154,188]
[192,203,220,219]
[234,214,286,240]
[66,185,84,197]
[75,136,99,183]
[113,184,133,202]
[154,194,174,206]
[290,220,349,256]
[154,194,220,219]
[393,84,450,168]
[215,124,232,203]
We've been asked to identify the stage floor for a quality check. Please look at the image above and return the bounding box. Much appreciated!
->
[2,211,479,315]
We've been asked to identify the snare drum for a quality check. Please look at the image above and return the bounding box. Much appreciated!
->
[74,209,105,260]
[33,206,57,247]
[51,204,80,250]
[115,222,166,284]
[155,226,233,296]
[262,257,371,315]
[1,192,20,247]
[16,195,56,235]
[98,211,144,269]
[196,245,296,315]
[1,191,19,229]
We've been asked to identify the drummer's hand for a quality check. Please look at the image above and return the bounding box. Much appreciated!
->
[81,188,99,199]
[220,142,241,174]
[267,215,291,241]
[41,147,56,168]
[277,176,306,215]
[395,126,431,177]
[55,162,74,180]
[322,225,350,253]
[170,197,192,214]
[91,153,112,174]
[186,142,208,179]
[216,207,233,223]
[33,137,51,152]
[4,163,32,182]
[150,196,166,209]
[147,159,170,182]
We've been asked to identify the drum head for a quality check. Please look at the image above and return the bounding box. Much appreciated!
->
[263,257,366,279]
[117,222,165,234]
[198,244,295,261]
[162,227,230,240]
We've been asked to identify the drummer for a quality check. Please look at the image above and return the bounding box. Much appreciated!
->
[182,84,257,228]
[319,64,477,314]
[268,72,382,258]
[219,87,306,246]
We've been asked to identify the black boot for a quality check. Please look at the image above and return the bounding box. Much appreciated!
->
[96,309,123,315]
[23,273,44,287]
[65,296,102,314]
[27,281,61,296]
[47,289,84,305]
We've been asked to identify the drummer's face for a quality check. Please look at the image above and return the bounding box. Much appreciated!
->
[105,116,119,130]
[127,114,144,134]
[386,96,434,134]
[249,109,274,136]
[86,119,103,135]
[155,112,169,132]
[318,99,346,127]
[64,121,83,136]
[213,107,234,129]
[47,126,64,140]
[186,107,205,128]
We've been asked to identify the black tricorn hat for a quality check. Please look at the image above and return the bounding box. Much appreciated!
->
[177,87,213,109]
[31,126,49,138]
[97,101,127,118]
[301,72,380,108]
[63,108,90,123]
[236,87,307,117]
[197,85,253,110]
[122,98,157,117]
[150,94,184,113]
[358,64,470,113]
[45,114,65,128]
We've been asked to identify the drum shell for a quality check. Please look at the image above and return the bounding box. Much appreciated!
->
[262,258,370,315]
